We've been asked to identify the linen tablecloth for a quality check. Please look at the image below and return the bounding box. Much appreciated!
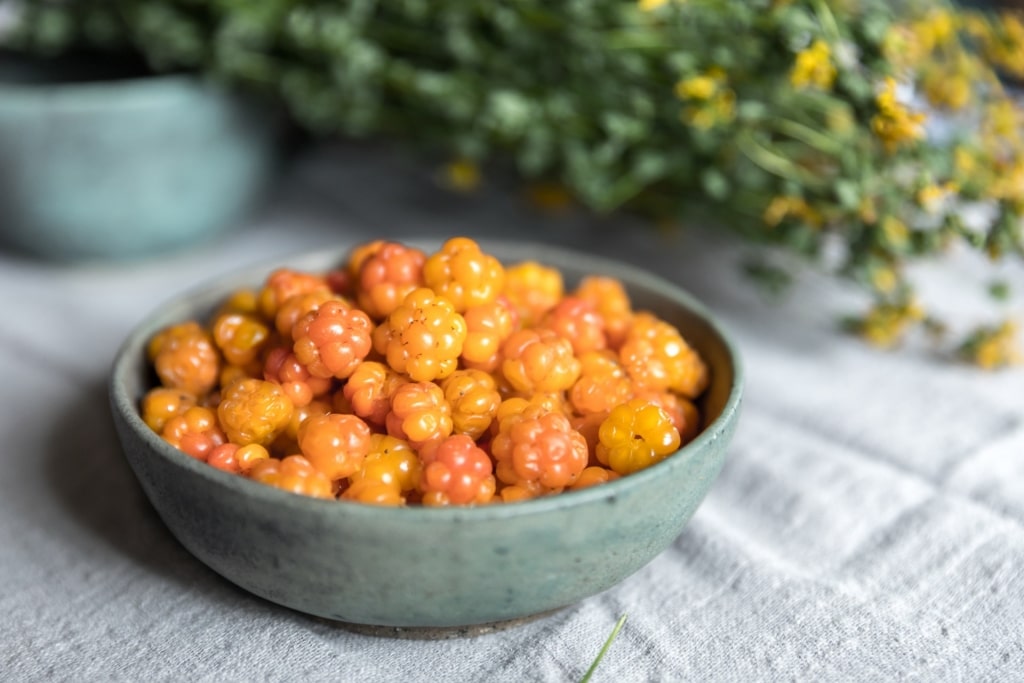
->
[3,144,1023,682]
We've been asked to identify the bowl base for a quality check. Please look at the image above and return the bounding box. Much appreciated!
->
[322,607,566,640]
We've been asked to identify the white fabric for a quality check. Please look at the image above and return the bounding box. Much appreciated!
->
[3,144,1023,682]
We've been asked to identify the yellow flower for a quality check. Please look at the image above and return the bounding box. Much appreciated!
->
[675,74,718,101]
[790,39,836,90]
[916,182,958,213]
[870,267,899,295]
[871,77,926,153]
[913,9,956,55]
[638,0,670,11]
[859,300,925,348]
[969,321,1022,370]
[880,215,909,249]
[762,195,823,228]
[677,68,734,130]
[442,159,481,192]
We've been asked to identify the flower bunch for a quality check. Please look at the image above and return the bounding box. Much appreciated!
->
[7,0,1023,366]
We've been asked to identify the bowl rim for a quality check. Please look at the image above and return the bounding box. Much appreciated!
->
[109,238,744,522]
[0,70,229,111]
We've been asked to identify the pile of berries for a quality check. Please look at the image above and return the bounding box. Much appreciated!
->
[142,237,709,506]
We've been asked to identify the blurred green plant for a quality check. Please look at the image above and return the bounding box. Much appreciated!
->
[8,0,1023,367]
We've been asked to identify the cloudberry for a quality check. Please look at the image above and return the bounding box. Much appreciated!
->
[440,369,501,440]
[298,413,372,481]
[219,360,263,391]
[149,322,220,397]
[270,399,331,457]
[569,466,620,491]
[346,239,387,279]
[263,347,333,407]
[161,406,226,461]
[619,312,708,398]
[215,288,261,318]
[343,360,410,427]
[597,398,681,475]
[212,312,271,367]
[248,455,333,499]
[373,288,467,382]
[386,381,453,447]
[274,289,338,339]
[217,378,294,446]
[575,276,633,349]
[541,296,606,356]
[461,297,518,372]
[501,328,581,395]
[419,434,496,506]
[636,390,702,445]
[258,268,328,320]
[491,410,588,490]
[423,237,505,312]
[357,241,426,320]
[292,300,374,379]
[141,387,196,433]
[343,434,421,505]
[503,260,563,326]
[569,350,634,416]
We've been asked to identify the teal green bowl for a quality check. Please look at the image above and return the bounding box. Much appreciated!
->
[109,241,743,634]
[0,54,279,261]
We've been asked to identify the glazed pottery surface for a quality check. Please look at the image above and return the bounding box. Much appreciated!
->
[0,54,278,260]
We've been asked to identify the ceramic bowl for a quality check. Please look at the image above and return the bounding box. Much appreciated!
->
[109,240,743,634]
[0,53,279,261]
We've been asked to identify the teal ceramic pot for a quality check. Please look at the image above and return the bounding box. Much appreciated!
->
[109,241,743,634]
[0,54,279,261]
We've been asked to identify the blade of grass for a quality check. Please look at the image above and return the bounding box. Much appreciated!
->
[579,614,628,683]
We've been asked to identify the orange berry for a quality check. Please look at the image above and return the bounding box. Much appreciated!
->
[356,241,426,320]
[440,369,501,440]
[569,350,634,416]
[500,328,581,395]
[569,466,620,491]
[258,269,327,320]
[207,443,241,473]
[597,398,681,475]
[386,381,453,447]
[540,296,606,356]
[460,297,518,372]
[619,312,708,398]
[274,289,338,339]
[263,346,333,408]
[292,300,374,380]
[419,434,496,506]
[491,409,588,490]
[346,239,387,279]
[343,361,410,427]
[217,378,294,446]
[423,237,505,312]
[575,276,633,349]
[141,387,196,433]
[236,443,271,472]
[248,455,333,499]
[636,390,702,445]
[161,406,226,461]
[270,399,331,456]
[373,287,467,382]
[149,322,220,397]
[212,312,271,367]
[503,260,563,326]
[298,413,372,480]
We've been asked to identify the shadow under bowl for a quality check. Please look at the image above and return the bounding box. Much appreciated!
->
[109,240,743,631]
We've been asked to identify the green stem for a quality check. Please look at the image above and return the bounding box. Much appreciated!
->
[580,614,627,683]
[735,131,828,187]
[770,118,844,155]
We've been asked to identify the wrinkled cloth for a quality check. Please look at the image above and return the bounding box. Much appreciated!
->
[2,144,1023,682]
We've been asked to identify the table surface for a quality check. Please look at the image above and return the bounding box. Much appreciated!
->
[3,143,1023,682]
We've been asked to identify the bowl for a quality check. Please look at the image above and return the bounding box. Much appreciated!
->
[0,52,280,261]
[109,240,743,635]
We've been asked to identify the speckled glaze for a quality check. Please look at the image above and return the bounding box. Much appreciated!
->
[109,241,743,631]
[0,59,278,261]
